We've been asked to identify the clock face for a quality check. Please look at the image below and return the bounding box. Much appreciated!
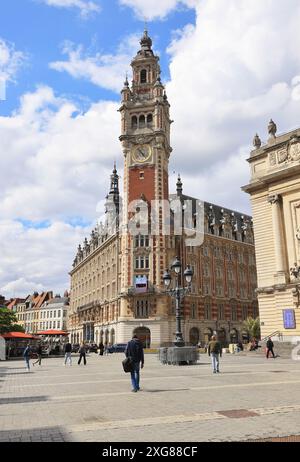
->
[132,144,152,163]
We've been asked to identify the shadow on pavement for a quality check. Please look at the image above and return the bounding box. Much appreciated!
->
[143,388,190,393]
[0,396,49,404]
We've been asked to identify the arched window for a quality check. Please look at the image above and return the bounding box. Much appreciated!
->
[139,115,145,128]
[140,69,147,84]
[147,114,153,128]
[131,116,137,129]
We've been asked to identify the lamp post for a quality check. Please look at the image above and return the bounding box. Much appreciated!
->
[163,257,193,347]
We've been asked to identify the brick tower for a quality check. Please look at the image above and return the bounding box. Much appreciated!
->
[119,30,173,336]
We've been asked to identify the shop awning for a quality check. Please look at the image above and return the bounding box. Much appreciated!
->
[1,332,37,339]
[36,330,69,336]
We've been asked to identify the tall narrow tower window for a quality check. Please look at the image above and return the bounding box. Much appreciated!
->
[140,69,147,83]
[131,116,138,129]
[139,115,145,128]
[147,114,153,128]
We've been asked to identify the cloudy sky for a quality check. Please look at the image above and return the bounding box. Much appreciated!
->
[1,0,300,297]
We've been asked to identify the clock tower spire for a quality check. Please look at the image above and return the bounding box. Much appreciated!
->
[119,30,172,320]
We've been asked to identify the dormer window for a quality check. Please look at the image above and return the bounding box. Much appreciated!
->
[140,69,147,84]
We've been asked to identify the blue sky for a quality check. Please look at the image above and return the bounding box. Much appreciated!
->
[1,0,300,297]
[1,0,195,115]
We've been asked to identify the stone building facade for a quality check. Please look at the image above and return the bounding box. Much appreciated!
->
[243,122,300,342]
[69,31,258,348]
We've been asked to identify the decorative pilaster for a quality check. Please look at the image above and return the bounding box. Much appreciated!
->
[268,194,287,284]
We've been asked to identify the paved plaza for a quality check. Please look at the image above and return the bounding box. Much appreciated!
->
[0,352,300,442]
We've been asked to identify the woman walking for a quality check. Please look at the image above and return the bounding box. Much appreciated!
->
[78,342,87,365]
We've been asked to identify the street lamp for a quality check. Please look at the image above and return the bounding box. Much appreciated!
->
[163,257,193,347]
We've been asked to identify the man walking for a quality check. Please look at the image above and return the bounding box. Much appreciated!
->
[125,334,144,392]
[208,335,222,373]
[266,337,276,358]
[78,342,87,365]
[23,343,32,372]
[64,341,72,366]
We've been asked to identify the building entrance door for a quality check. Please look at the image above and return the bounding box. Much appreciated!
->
[133,327,151,348]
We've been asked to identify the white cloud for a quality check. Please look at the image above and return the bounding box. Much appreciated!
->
[39,0,100,18]
[0,86,120,222]
[50,36,140,93]
[166,0,300,211]
[2,0,300,296]
[0,220,89,297]
[0,38,27,98]
[119,0,196,20]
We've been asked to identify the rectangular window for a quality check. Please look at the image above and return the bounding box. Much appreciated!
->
[218,304,225,320]
[242,306,248,320]
[191,303,197,319]
[231,307,237,321]
[204,304,211,320]
[135,300,149,318]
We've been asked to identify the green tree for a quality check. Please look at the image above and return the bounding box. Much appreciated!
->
[0,307,25,334]
[243,317,261,340]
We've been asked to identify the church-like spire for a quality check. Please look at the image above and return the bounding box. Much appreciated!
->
[140,28,153,51]
[109,162,119,195]
[176,174,183,197]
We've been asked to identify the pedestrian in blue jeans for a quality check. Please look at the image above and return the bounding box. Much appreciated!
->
[23,343,32,372]
[125,334,144,392]
[208,335,222,373]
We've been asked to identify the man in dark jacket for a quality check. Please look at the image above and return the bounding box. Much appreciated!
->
[208,335,222,373]
[125,334,144,392]
[64,341,72,366]
[266,337,275,358]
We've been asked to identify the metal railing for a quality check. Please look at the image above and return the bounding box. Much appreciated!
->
[261,331,283,342]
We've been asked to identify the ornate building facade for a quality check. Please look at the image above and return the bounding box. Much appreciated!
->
[243,122,300,341]
[69,31,258,348]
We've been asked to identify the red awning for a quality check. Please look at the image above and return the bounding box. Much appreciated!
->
[36,330,69,336]
[1,332,37,339]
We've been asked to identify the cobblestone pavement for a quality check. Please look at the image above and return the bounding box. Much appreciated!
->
[0,353,300,442]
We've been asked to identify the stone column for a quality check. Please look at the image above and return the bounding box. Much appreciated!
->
[268,194,287,284]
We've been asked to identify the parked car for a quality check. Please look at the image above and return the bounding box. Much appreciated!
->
[86,343,98,353]
[107,343,127,353]
[71,343,80,353]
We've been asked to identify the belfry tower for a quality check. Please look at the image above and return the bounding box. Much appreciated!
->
[119,30,173,326]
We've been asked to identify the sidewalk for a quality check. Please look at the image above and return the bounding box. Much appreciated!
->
[1,354,300,442]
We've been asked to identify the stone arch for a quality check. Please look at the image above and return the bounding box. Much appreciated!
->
[189,327,200,346]
[131,115,137,129]
[104,329,109,345]
[230,328,238,343]
[133,326,151,348]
